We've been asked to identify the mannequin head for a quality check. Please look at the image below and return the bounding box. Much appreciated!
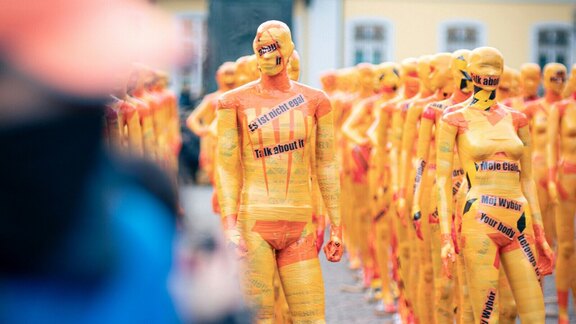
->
[510,68,521,97]
[468,47,504,92]
[450,49,473,94]
[320,70,337,94]
[247,54,259,82]
[429,52,452,93]
[287,50,301,81]
[520,63,541,98]
[235,55,252,87]
[356,63,375,94]
[375,62,400,94]
[417,55,433,92]
[400,57,420,95]
[496,66,515,101]
[543,62,567,95]
[216,61,237,91]
[252,20,294,77]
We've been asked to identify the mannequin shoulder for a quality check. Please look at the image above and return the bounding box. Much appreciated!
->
[505,105,529,130]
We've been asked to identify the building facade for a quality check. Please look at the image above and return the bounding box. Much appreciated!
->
[156,0,575,94]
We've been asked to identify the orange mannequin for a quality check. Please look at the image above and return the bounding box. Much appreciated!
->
[523,63,567,246]
[562,64,576,99]
[437,47,554,323]
[495,66,516,102]
[216,21,342,322]
[320,70,337,98]
[127,68,156,160]
[411,50,472,324]
[187,62,236,186]
[108,76,144,156]
[503,63,541,111]
[382,57,420,322]
[547,94,576,324]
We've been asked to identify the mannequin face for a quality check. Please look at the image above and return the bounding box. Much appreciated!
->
[568,64,576,91]
[253,21,294,77]
[520,63,541,97]
[216,61,237,90]
[510,69,521,97]
[417,55,433,91]
[450,49,473,93]
[400,58,419,93]
[429,53,452,92]
[543,63,567,95]
[287,50,301,81]
[497,66,515,100]
[375,62,400,93]
[468,47,504,91]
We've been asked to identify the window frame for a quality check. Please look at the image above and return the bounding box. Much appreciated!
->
[172,12,206,101]
[345,17,394,66]
[438,19,486,53]
[531,22,574,68]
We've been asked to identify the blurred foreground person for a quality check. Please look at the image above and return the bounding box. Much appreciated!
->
[0,0,183,323]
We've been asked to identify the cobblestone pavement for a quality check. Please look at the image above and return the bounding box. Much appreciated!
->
[181,185,573,323]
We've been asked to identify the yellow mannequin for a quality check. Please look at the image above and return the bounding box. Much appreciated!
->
[235,55,253,87]
[399,52,452,324]
[187,61,236,186]
[128,68,157,160]
[495,66,515,102]
[524,62,567,245]
[411,50,473,324]
[320,70,337,97]
[380,57,419,321]
[547,92,576,324]
[216,21,342,322]
[504,63,541,111]
[287,50,301,82]
[109,75,144,156]
[437,47,554,323]
[562,64,576,99]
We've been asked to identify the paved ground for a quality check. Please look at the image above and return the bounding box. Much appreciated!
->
[181,185,573,323]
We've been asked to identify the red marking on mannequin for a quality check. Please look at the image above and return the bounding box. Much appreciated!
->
[272,117,281,143]
[252,220,307,250]
[277,233,317,268]
[443,112,469,134]
[285,111,295,197]
[422,106,436,120]
[510,109,529,129]
[485,105,507,126]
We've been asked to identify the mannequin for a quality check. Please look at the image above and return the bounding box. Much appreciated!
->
[216,21,342,322]
[503,63,541,111]
[187,61,236,186]
[319,70,337,97]
[127,68,156,160]
[108,75,144,156]
[436,47,554,323]
[287,50,301,82]
[562,64,576,99]
[410,50,472,324]
[547,81,576,324]
[157,72,181,175]
[496,66,517,102]
[381,57,419,321]
[523,62,567,245]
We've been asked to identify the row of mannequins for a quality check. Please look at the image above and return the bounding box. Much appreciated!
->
[322,51,576,324]
[187,20,576,324]
[104,66,181,178]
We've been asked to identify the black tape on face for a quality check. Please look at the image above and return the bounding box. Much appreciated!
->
[257,42,279,57]
[276,56,282,66]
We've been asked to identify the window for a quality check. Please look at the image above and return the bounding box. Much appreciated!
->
[533,23,573,68]
[439,20,485,52]
[174,13,206,102]
[346,19,393,65]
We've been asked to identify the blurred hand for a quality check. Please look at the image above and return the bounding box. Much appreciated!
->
[534,224,554,276]
[324,225,343,262]
[440,234,455,279]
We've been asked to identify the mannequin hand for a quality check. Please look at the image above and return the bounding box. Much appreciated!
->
[223,215,247,258]
[324,225,343,262]
[412,209,423,241]
[440,234,455,279]
[534,224,555,276]
[547,181,559,205]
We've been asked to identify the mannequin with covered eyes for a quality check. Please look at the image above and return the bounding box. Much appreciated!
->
[436,47,554,323]
[216,20,342,322]
[523,62,567,246]
[503,63,541,111]
[547,71,576,324]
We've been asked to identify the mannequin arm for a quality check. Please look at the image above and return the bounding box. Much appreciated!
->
[411,110,434,239]
[518,124,554,275]
[342,101,369,146]
[436,117,458,277]
[187,96,214,136]
[126,109,144,156]
[316,96,342,262]
[546,104,560,204]
[399,103,422,195]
